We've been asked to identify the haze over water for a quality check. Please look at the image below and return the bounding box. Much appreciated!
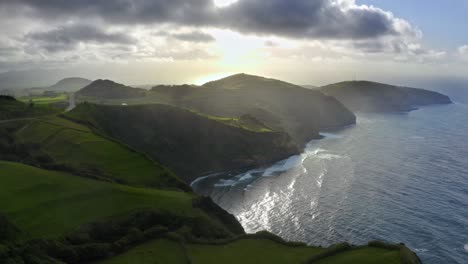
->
[193,102,468,264]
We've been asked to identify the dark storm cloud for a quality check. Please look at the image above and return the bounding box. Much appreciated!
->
[2,0,218,25]
[25,24,136,52]
[3,0,412,40]
[220,0,400,39]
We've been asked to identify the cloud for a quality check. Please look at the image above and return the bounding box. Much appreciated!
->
[219,0,417,39]
[4,0,416,40]
[459,45,468,55]
[155,30,215,43]
[0,0,444,72]
[25,24,136,52]
[171,31,215,43]
[1,0,218,26]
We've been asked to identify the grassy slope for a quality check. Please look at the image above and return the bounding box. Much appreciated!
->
[188,239,323,264]
[7,115,186,190]
[97,238,404,264]
[19,94,68,105]
[0,161,195,239]
[313,247,400,264]
[97,239,187,264]
[191,110,273,132]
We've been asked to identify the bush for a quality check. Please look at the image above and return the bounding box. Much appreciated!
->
[0,214,20,242]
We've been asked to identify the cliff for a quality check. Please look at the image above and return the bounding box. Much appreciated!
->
[66,103,300,183]
[321,81,452,112]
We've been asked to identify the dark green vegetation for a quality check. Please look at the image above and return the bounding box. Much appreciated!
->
[66,103,299,182]
[78,79,146,99]
[321,81,452,112]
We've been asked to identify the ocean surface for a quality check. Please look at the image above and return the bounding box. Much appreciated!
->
[192,102,468,264]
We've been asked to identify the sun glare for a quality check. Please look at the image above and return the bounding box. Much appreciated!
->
[213,0,238,8]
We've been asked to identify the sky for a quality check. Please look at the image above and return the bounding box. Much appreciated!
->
[0,0,467,87]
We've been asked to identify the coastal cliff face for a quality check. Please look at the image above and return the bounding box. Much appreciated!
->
[321,81,452,112]
[66,103,300,183]
[151,74,356,146]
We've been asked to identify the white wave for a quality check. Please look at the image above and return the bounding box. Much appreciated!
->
[414,248,429,253]
[239,173,254,181]
[190,175,209,187]
[263,154,303,177]
[464,244,468,252]
[308,148,344,160]
[214,179,238,187]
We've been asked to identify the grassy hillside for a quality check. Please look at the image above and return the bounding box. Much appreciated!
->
[97,237,420,264]
[74,74,356,146]
[0,113,187,190]
[0,161,244,263]
[321,81,452,112]
[77,79,146,99]
[0,95,59,120]
[152,74,356,145]
[0,161,195,239]
[66,103,299,182]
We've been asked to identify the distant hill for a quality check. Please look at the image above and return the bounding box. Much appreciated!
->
[77,79,146,99]
[151,74,356,146]
[0,69,60,90]
[48,77,92,92]
[66,103,299,182]
[321,81,452,112]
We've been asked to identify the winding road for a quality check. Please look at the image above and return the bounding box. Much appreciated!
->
[66,93,76,111]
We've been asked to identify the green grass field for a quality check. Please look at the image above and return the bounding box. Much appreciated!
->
[19,94,68,105]
[97,238,403,264]
[188,238,323,264]
[190,110,273,132]
[97,239,187,264]
[313,247,400,264]
[0,161,195,239]
[6,115,186,189]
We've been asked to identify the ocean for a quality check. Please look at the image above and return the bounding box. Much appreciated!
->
[192,102,468,264]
